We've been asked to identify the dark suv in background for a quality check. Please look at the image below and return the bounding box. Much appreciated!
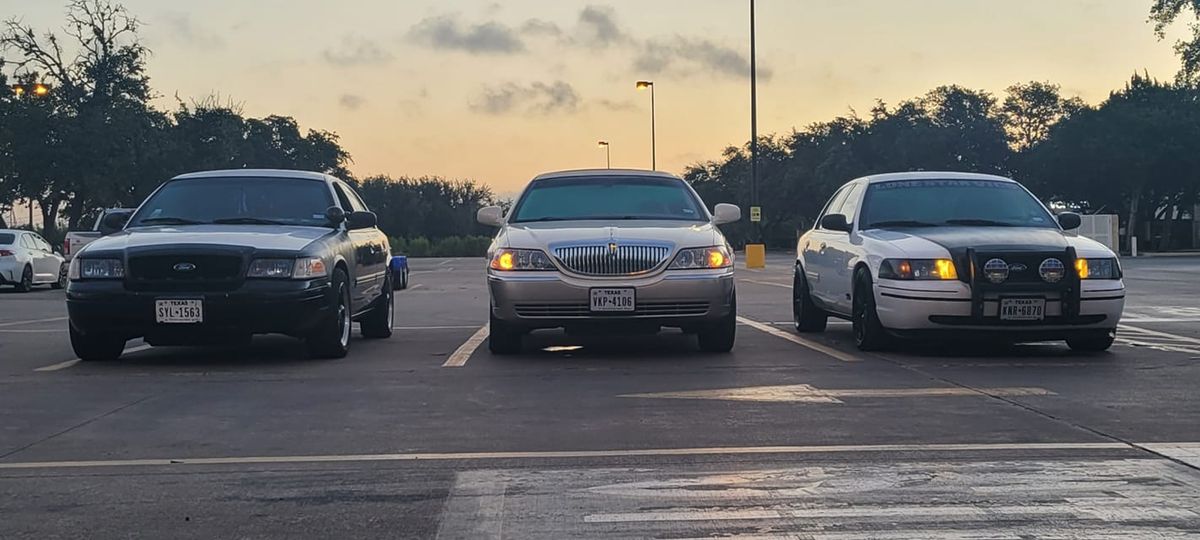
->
[67,169,393,361]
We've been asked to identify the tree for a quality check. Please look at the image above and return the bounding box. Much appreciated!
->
[1150,0,1200,84]
[1001,82,1086,151]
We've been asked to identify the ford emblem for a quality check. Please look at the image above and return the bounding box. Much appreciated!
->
[173,262,197,272]
[1008,263,1028,273]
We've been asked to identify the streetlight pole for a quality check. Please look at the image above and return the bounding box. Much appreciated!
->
[746,0,766,268]
[598,141,611,169]
[636,81,656,170]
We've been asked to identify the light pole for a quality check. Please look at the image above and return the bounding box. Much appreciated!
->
[597,141,611,169]
[746,0,766,268]
[636,80,655,170]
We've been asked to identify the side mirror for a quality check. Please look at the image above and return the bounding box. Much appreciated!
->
[477,206,505,227]
[820,214,851,233]
[712,203,741,225]
[325,206,347,226]
[346,211,378,230]
[1058,212,1082,231]
[99,211,132,234]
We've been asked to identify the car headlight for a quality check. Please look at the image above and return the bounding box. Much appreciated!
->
[879,258,958,280]
[1076,258,1121,279]
[247,259,295,278]
[292,257,328,279]
[489,249,555,271]
[669,246,733,270]
[76,258,125,279]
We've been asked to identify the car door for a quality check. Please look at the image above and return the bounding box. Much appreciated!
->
[343,182,388,299]
[22,234,51,282]
[803,185,852,307]
[826,184,866,313]
[332,182,379,312]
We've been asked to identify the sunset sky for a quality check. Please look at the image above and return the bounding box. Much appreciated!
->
[5,0,1188,194]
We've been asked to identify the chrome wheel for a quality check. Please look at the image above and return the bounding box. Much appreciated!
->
[337,284,350,348]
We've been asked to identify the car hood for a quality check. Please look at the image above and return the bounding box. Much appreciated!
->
[861,226,1113,258]
[501,220,720,251]
[83,225,334,254]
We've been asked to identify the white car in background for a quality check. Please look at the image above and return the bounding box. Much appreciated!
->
[0,229,68,292]
[793,172,1125,352]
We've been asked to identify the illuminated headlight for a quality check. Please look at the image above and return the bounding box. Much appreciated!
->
[1039,258,1066,283]
[247,259,295,278]
[982,258,1010,284]
[669,246,732,270]
[489,249,555,271]
[292,257,328,279]
[76,258,124,279]
[1076,258,1121,280]
[879,259,958,280]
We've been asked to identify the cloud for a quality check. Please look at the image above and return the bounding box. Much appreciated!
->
[595,98,639,112]
[472,81,581,115]
[339,94,366,110]
[160,13,224,48]
[408,15,525,55]
[323,36,393,66]
[520,18,563,38]
[577,5,625,48]
[635,37,771,81]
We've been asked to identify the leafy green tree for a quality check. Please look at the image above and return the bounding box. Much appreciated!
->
[1150,0,1200,83]
[1001,82,1087,152]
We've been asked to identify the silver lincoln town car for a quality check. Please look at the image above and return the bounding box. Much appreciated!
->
[477,169,742,354]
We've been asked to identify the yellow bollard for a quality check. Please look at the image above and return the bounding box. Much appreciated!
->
[745,243,766,269]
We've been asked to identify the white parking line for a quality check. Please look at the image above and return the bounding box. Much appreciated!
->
[737,316,862,363]
[739,279,789,289]
[0,316,68,328]
[1120,324,1200,346]
[443,325,489,367]
[34,344,153,372]
[394,325,483,331]
[406,284,425,291]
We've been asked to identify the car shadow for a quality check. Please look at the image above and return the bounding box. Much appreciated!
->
[110,335,321,369]
[819,326,1116,364]
[507,329,709,363]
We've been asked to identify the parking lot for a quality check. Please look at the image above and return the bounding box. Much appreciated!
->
[2,253,1200,538]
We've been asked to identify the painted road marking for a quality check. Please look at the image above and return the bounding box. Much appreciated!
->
[739,278,790,289]
[0,316,68,328]
[406,283,425,291]
[394,325,483,331]
[435,470,507,540]
[34,344,153,372]
[0,329,65,333]
[621,384,1053,404]
[0,441,1164,470]
[1120,324,1200,346]
[443,324,489,367]
[737,316,861,362]
[1143,442,1200,469]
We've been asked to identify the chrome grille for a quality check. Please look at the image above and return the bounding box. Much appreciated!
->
[553,245,670,276]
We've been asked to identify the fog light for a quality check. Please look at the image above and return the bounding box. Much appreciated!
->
[1039,258,1065,283]
[983,258,1009,284]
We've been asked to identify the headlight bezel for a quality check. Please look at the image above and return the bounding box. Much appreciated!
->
[247,258,296,279]
[73,258,125,280]
[489,248,556,271]
[1076,257,1121,280]
[879,258,958,281]
[668,246,733,270]
[291,257,329,279]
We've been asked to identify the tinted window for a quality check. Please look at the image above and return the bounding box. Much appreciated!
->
[337,182,368,212]
[129,177,336,227]
[816,186,851,230]
[511,176,705,223]
[837,185,863,223]
[0,233,14,245]
[860,179,1057,229]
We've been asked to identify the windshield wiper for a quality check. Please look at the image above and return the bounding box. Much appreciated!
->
[944,219,1015,227]
[865,220,939,229]
[137,217,207,225]
[212,217,287,225]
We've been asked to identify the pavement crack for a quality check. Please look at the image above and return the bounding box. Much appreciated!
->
[0,393,158,462]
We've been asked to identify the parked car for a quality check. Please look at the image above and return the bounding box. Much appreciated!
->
[63,208,136,262]
[793,172,1125,352]
[477,169,741,354]
[390,255,409,290]
[0,229,67,291]
[67,169,393,361]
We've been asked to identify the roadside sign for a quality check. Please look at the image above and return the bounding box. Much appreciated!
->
[750,206,761,222]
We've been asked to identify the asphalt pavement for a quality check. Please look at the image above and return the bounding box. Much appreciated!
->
[1,254,1199,538]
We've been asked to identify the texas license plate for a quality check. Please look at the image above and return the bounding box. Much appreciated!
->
[1000,298,1045,321]
[156,299,203,324]
[590,288,635,312]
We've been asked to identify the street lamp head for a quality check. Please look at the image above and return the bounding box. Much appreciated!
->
[597,141,609,148]
[636,81,653,90]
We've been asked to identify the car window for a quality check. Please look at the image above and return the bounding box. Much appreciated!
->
[815,186,851,230]
[32,234,50,251]
[20,234,36,249]
[840,184,864,225]
[0,233,14,245]
[510,176,705,223]
[332,183,360,213]
[859,179,1058,229]
[340,182,369,213]
[129,177,336,227]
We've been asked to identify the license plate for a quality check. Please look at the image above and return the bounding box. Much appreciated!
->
[590,288,635,312]
[155,299,203,324]
[1000,298,1045,321]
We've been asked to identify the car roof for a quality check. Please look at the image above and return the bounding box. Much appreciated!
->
[856,171,1018,185]
[171,169,333,182]
[531,168,683,181]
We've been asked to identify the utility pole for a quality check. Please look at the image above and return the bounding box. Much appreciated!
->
[746,0,766,268]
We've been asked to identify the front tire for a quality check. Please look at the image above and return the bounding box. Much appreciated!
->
[15,265,33,292]
[361,275,394,339]
[70,326,126,362]
[1067,330,1115,352]
[852,269,891,351]
[488,312,523,355]
[698,295,737,353]
[307,269,352,359]
[793,264,828,333]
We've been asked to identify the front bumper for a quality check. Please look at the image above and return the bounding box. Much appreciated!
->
[67,279,332,344]
[488,269,735,329]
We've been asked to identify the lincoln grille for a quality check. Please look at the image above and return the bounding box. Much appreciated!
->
[553,245,670,276]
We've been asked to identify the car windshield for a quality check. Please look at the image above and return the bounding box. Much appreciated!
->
[510,176,706,223]
[128,177,335,227]
[0,233,14,245]
[859,179,1058,229]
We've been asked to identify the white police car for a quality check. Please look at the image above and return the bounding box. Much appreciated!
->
[793,172,1125,352]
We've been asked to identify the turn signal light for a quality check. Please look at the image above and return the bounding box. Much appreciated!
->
[1075,258,1088,279]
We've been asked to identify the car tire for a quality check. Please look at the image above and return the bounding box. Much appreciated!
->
[488,312,523,355]
[852,269,891,351]
[400,268,409,290]
[793,264,828,333]
[52,262,68,290]
[307,269,352,359]
[361,274,394,339]
[1067,330,1116,353]
[70,326,126,362]
[15,265,33,292]
[698,294,737,353]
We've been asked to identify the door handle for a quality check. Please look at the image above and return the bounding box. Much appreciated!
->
[819,242,827,251]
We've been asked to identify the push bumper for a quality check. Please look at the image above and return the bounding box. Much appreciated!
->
[67,279,332,344]
[488,269,735,330]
